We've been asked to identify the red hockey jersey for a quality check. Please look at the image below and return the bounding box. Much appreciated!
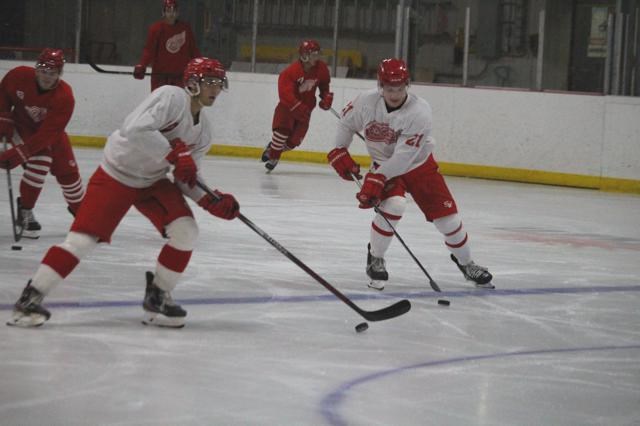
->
[0,66,74,152]
[139,20,201,75]
[277,60,331,111]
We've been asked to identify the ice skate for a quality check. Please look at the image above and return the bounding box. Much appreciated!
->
[261,142,280,172]
[366,244,388,290]
[451,254,494,289]
[6,281,51,327]
[142,271,187,328]
[17,197,41,239]
[265,158,279,173]
[260,142,271,163]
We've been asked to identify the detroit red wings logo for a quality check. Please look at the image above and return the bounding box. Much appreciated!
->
[24,105,48,123]
[365,121,399,145]
[166,31,186,54]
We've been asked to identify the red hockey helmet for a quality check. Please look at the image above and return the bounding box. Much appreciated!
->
[183,57,228,95]
[377,58,410,87]
[299,40,321,61]
[163,0,178,10]
[36,48,65,73]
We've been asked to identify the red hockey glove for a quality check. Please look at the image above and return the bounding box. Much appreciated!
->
[0,112,15,140]
[198,191,240,220]
[166,139,197,188]
[327,148,362,181]
[318,92,334,110]
[289,101,311,123]
[133,64,146,80]
[0,144,29,170]
[356,172,386,209]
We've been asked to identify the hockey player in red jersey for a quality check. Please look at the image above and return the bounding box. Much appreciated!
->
[327,58,494,290]
[7,57,239,328]
[133,0,202,91]
[0,48,85,238]
[261,39,333,171]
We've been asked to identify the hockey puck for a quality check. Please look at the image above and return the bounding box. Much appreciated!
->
[437,299,450,306]
[355,322,369,333]
[11,245,22,251]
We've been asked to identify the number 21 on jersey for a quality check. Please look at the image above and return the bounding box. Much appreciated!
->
[405,134,423,147]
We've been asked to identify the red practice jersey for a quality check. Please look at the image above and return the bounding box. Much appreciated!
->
[139,20,201,75]
[277,60,331,111]
[0,66,74,152]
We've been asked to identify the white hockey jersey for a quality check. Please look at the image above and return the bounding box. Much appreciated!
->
[335,89,435,179]
[101,85,211,201]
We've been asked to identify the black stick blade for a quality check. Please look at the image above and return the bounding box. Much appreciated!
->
[359,299,411,322]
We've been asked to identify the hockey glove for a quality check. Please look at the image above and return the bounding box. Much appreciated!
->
[356,172,386,209]
[318,92,334,110]
[198,191,240,220]
[133,64,146,80]
[0,112,15,140]
[289,101,311,123]
[166,139,197,188]
[327,148,362,181]
[0,144,29,170]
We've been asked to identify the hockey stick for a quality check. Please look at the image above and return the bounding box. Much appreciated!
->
[329,107,441,292]
[2,138,23,242]
[86,58,178,77]
[196,181,411,322]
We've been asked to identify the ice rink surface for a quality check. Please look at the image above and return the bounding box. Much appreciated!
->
[1,148,639,425]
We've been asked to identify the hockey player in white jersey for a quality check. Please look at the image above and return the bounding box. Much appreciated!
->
[327,58,493,291]
[7,57,239,328]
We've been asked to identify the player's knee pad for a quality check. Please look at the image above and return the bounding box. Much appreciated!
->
[57,231,99,260]
[433,213,461,234]
[433,214,467,245]
[378,196,407,220]
[373,196,406,235]
[165,216,198,251]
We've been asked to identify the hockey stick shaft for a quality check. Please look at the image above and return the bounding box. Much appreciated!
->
[87,59,178,77]
[2,138,22,242]
[196,181,411,322]
[330,108,440,292]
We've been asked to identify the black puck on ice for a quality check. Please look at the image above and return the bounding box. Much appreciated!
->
[11,245,22,251]
[355,322,369,333]
[437,299,450,306]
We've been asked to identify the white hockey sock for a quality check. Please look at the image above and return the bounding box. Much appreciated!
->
[31,264,63,295]
[32,232,98,295]
[370,196,406,258]
[154,217,199,292]
[153,263,180,292]
[433,214,472,264]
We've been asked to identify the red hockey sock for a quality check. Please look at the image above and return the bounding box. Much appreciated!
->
[158,244,192,273]
[57,172,85,212]
[42,245,80,279]
[19,157,52,208]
